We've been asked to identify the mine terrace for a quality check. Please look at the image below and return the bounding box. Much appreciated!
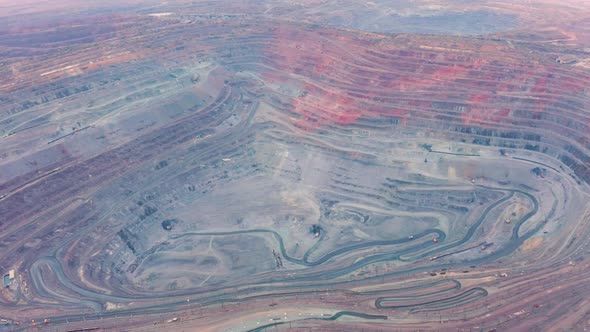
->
[1,0,590,331]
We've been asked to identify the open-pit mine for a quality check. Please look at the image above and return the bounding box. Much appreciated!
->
[2,0,590,331]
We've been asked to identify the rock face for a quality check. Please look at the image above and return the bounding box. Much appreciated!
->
[1,0,590,331]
